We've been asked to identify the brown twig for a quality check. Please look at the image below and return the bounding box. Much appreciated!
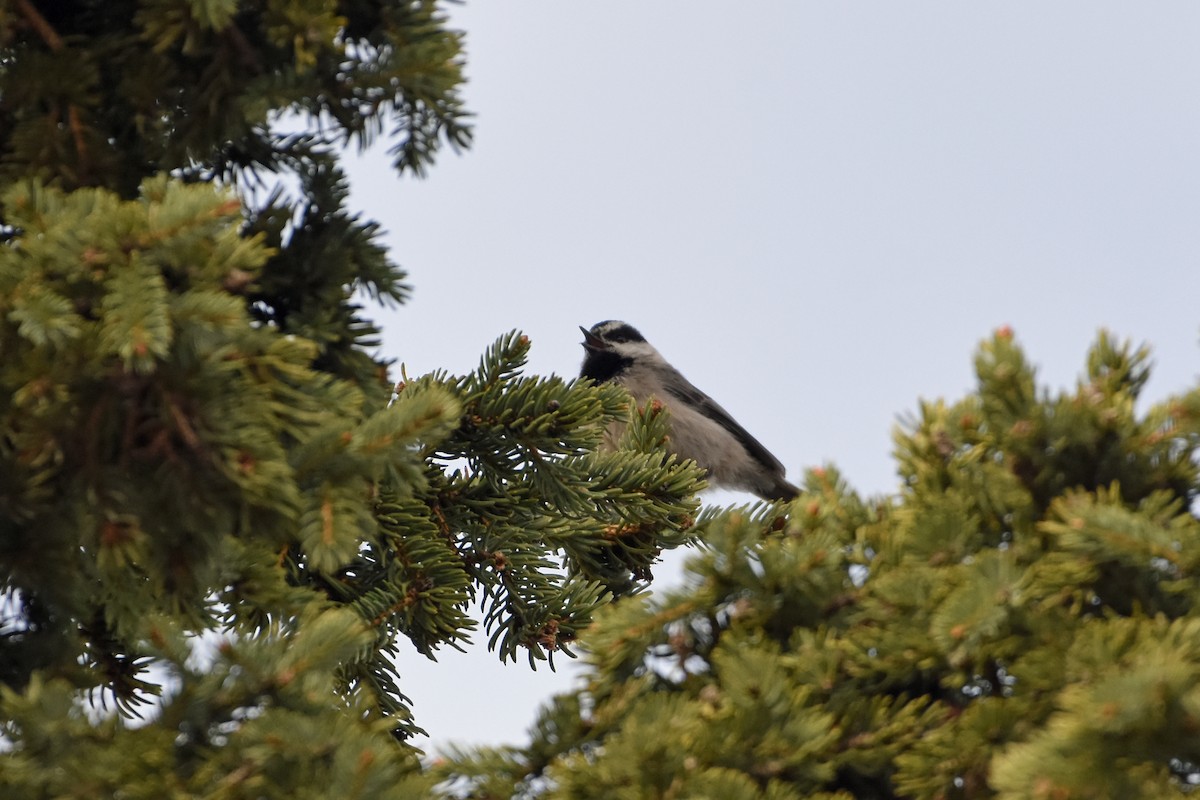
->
[16,0,63,51]
[224,23,262,73]
[66,104,91,180]
[165,394,202,452]
[369,591,418,627]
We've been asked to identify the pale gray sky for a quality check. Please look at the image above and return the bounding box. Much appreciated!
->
[344,2,1200,752]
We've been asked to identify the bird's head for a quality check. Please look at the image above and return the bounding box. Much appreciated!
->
[579,320,659,381]
[580,320,653,354]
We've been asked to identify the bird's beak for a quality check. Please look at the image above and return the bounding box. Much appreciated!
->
[580,326,607,351]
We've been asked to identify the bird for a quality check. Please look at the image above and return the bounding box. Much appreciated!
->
[579,320,799,502]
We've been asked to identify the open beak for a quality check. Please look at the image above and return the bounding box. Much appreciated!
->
[579,325,608,351]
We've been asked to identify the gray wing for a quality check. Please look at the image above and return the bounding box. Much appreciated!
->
[661,372,787,476]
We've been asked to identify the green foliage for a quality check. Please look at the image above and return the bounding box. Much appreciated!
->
[1,0,468,399]
[389,341,702,664]
[439,330,1200,799]
[1,175,449,700]
[1,608,439,799]
[9,2,1200,797]
[0,2,705,793]
[0,176,703,789]
[1,0,470,191]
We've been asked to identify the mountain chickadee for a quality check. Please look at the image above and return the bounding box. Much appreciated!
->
[580,320,799,502]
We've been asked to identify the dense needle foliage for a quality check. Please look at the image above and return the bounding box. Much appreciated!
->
[0,2,701,795]
[3,3,1199,798]
[440,330,1200,799]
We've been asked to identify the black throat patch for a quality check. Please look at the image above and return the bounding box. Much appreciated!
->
[581,349,633,383]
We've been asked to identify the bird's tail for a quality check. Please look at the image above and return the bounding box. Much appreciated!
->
[761,477,800,503]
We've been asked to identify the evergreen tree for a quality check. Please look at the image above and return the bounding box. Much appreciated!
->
[8,4,1197,798]
[440,330,1200,800]
[0,2,702,794]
